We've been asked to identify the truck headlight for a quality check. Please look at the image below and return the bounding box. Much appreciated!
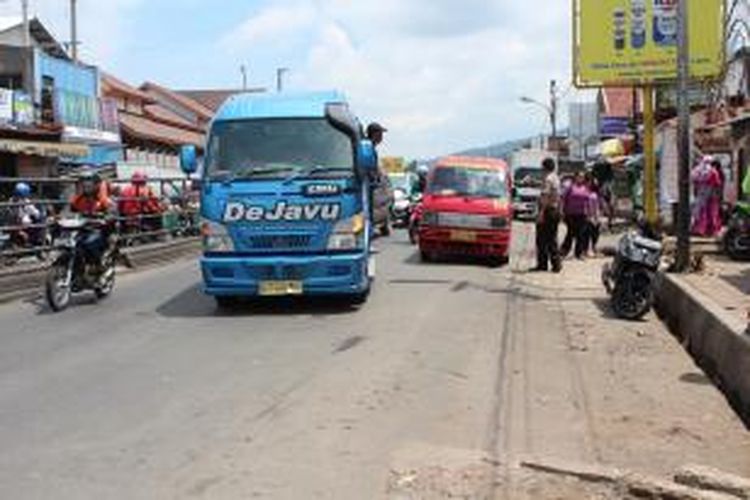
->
[201,218,234,252]
[327,213,365,250]
[491,216,508,229]
[422,211,438,226]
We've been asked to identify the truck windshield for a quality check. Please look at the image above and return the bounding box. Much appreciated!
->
[513,168,543,188]
[205,118,354,180]
[428,166,507,198]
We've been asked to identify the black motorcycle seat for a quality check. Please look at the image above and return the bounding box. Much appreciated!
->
[633,236,662,252]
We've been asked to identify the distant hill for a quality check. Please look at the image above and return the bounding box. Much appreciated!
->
[450,137,535,161]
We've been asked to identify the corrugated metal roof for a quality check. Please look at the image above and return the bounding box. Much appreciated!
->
[214,91,346,122]
[120,113,204,148]
[141,82,215,120]
[178,89,264,112]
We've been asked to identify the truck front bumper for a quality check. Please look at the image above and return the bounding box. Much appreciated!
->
[201,251,370,297]
[418,227,511,257]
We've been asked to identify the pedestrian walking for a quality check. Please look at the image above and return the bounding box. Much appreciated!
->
[586,174,603,257]
[532,158,562,273]
[691,156,722,237]
[560,171,591,259]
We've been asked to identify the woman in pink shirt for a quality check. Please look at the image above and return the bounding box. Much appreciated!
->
[560,171,592,259]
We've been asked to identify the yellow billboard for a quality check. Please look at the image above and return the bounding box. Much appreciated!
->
[380,156,406,174]
[573,0,724,87]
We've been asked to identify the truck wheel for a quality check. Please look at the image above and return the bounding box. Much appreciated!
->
[420,250,434,262]
[215,296,238,310]
[488,255,509,268]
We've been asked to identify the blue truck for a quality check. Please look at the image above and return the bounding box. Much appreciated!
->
[180,91,379,307]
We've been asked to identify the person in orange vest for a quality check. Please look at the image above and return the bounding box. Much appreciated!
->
[119,172,162,235]
[68,169,116,270]
[70,169,113,216]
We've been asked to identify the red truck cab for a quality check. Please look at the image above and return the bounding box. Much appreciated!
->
[418,156,513,265]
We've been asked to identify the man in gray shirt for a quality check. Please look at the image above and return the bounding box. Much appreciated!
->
[533,158,562,272]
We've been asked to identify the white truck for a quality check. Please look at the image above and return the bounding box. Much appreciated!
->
[510,149,557,220]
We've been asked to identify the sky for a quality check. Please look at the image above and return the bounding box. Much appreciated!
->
[0,0,592,158]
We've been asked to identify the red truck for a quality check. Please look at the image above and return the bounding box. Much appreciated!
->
[418,156,513,265]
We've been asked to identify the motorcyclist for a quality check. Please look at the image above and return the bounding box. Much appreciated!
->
[11,182,42,247]
[413,164,429,195]
[68,169,115,271]
[119,172,162,235]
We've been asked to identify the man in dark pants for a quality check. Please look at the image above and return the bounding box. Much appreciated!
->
[533,158,562,272]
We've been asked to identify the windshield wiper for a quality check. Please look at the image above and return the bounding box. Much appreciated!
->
[209,165,295,182]
[282,165,351,184]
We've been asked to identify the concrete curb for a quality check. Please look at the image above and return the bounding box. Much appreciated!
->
[0,238,201,304]
[655,273,750,427]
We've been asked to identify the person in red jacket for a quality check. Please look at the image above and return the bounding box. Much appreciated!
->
[119,172,162,235]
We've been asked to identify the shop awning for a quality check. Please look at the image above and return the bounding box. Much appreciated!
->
[0,139,90,158]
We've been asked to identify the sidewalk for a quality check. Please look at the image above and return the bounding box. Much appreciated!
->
[655,252,750,426]
[501,224,750,498]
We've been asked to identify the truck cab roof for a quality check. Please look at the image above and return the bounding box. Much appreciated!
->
[214,90,348,122]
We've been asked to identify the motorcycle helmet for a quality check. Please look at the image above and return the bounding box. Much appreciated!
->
[131,171,147,185]
[416,164,429,178]
[78,167,101,196]
[14,182,31,198]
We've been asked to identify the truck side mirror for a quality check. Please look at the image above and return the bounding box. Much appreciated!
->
[180,145,198,175]
[357,140,377,175]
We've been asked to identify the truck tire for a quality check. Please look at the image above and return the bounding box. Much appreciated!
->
[215,296,239,310]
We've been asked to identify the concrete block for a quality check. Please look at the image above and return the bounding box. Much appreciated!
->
[655,273,750,426]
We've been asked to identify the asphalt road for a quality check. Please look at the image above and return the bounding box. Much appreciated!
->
[1,227,748,499]
[0,229,517,499]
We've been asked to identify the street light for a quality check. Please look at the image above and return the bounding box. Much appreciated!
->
[276,67,289,93]
[520,95,557,139]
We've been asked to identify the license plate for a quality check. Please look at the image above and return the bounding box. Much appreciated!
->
[450,230,476,242]
[258,280,303,296]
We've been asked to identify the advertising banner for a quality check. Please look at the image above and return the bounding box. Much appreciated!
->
[0,89,12,122]
[12,92,33,125]
[574,0,724,87]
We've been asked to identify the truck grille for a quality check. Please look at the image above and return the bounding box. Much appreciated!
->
[247,234,312,250]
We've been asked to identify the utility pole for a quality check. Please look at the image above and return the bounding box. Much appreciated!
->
[70,0,78,62]
[21,0,29,48]
[240,65,248,91]
[20,0,32,95]
[549,79,558,140]
[675,0,691,271]
[276,67,289,93]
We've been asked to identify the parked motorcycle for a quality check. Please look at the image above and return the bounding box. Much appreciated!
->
[602,231,663,320]
[45,217,122,312]
[724,201,750,261]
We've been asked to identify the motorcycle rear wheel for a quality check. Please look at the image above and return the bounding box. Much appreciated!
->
[725,228,750,261]
[46,263,71,312]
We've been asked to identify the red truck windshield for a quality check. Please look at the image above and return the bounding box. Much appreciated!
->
[428,166,508,198]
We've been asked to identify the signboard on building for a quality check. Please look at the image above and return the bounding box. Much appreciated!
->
[573,0,724,87]
[0,89,12,122]
[380,156,406,174]
[12,92,33,125]
[56,89,99,130]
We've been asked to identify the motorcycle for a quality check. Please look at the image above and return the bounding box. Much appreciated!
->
[724,201,750,261]
[408,193,424,245]
[390,188,412,228]
[45,217,122,312]
[602,230,663,320]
